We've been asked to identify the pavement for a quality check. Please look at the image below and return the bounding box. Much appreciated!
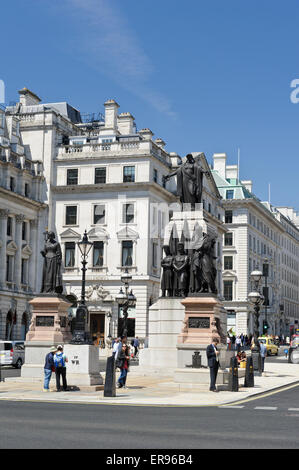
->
[1,353,299,407]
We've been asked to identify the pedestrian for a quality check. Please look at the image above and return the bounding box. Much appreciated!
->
[260,341,267,373]
[240,333,244,347]
[206,337,220,392]
[133,336,139,357]
[54,345,68,392]
[235,335,242,353]
[115,335,127,360]
[116,344,130,389]
[112,337,120,357]
[43,346,57,392]
[226,335,231,351]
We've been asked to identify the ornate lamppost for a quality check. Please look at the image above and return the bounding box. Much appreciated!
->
[71,230,94,344]
[262,257,269,334]
[115,269,136,337]
[248,269,264,372]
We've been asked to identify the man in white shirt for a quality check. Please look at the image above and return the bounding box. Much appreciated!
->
[112,338,120,357]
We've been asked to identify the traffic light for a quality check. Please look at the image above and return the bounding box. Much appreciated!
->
[263,320,269,334]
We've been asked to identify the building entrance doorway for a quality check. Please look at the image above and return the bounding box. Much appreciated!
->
[90,313,105,348]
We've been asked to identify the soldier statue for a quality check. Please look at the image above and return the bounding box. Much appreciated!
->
[161,245,174,297]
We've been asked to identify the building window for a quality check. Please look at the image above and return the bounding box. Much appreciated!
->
[225,210,233,223]
[10,177,15,192]
[224,256,233,270]
[153,169,158,184]
[152,243,158,268]
[223,280,233,301]
[6,255,13,282]
[7,217,12,237]
[65,242,75,267]
[93,241,104,267]
[65,206,77,225]
[123,203,134,224]
[95,167,106,184]
[122,240,133,266]
[24,183,30,197]
[123,166,135,183]
[93,205,105,224]
[226,190,234,199]
[224,232,233,246]
[67,169,78,185]
[22,221,27,241]
[21,259,27,284]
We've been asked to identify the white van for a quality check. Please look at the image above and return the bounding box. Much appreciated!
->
[0,341,25,368]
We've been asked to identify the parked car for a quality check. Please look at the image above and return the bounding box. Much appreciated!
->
[258,337,279,356]
[0,341,25,368]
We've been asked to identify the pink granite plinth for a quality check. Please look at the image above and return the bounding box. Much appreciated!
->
[26,296,72,343]
[177,296,224,345]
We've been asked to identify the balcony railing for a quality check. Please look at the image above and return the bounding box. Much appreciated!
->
[57,140,171,165]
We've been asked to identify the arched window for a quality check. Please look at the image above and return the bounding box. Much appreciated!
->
[5,311,13,340]
[21,312,29,340]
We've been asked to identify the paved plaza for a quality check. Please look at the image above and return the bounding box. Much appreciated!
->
[1,356,299,407]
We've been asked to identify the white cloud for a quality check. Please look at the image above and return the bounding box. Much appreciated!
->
[63,0,177,118]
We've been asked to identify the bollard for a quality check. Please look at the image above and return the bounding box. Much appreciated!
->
[192,351,202,368]
[104,355,116,397]
[228,356,239,392]
[244,356,254,387]
[0,363,4,383]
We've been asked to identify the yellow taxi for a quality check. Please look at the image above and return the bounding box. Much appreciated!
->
[258,337,279,356]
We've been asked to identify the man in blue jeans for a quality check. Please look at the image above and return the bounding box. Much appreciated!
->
[43,346,57,392]
[260,341,267,373]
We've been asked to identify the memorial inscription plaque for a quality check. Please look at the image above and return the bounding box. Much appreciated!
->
[188,317,210,329]
[36,316,54,327]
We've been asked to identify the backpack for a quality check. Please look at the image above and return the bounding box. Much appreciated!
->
[54,353,65,368]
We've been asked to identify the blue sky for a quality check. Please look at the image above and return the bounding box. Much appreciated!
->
[1,0,299,210]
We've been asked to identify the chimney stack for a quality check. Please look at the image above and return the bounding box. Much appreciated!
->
[18,88,41,106]
[104,99,119,131]
[117,112,135,135]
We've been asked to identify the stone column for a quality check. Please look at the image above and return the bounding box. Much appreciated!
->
[29,219,38,292]
[0,209,9,288]
[14,214,25,291]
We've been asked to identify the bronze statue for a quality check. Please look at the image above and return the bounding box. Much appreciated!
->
[189,247,202,293]
[173,242,190,297]
[40,231,63,294]
[198,233,218,294]
[161,245,174,297]
[164,153,209,207]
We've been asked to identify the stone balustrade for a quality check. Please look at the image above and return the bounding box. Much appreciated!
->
[57,140,171,165]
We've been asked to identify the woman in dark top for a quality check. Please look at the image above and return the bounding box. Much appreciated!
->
[117,344,130,389]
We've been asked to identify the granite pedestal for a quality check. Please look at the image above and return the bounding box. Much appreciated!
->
[21,295,72,380]
[138,297,185,374]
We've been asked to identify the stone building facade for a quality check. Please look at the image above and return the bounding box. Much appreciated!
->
[212,153,299,337]
[6,90,225,345]
[0,102,47,340]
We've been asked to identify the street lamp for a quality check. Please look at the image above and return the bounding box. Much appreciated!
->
[107,312,112,339]
[71,230,94,344]
[116,269,137,337]
[262,257,269,334]
[248,269,264,372]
